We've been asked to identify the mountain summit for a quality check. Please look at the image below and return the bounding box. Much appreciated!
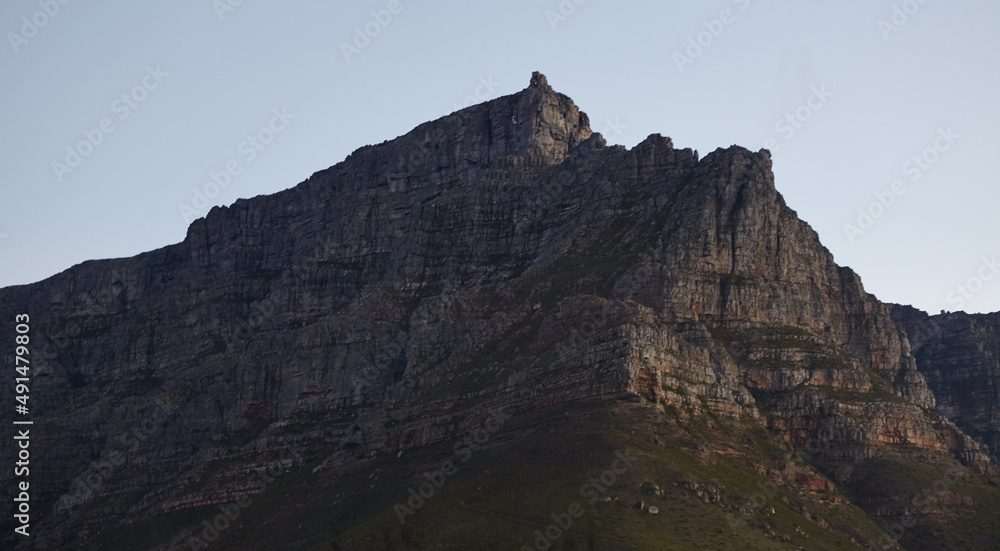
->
[3,73,1000,551]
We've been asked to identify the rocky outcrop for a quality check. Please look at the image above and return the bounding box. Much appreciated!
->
[891,304,1000,461]
[0,73,995,550]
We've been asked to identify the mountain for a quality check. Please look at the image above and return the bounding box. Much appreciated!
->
[3,72,1000,551]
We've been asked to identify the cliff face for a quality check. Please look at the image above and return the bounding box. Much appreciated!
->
[891,305,1000,460]
[2,73,997,550]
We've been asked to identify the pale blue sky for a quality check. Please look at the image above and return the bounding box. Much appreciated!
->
[1,0,998,314]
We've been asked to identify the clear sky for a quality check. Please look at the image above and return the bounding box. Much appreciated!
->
[1,0,998,314]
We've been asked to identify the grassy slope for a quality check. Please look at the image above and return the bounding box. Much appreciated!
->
[70,393,1000,551]
[108,397,901,551]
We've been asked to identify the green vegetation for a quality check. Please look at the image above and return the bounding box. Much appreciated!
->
[153,399,902,550]
[71,396,1000,551]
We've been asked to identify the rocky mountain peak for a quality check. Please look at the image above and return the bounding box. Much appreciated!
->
[527,70,550,90]
[318,71,595,198]
[503,71,594,165]
[411,71,595,169]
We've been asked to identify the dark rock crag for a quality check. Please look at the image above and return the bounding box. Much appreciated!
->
[891,305,1000,461]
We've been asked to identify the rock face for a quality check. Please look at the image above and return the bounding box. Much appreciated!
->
[1,73,997,550]
[891,304,1000,460]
